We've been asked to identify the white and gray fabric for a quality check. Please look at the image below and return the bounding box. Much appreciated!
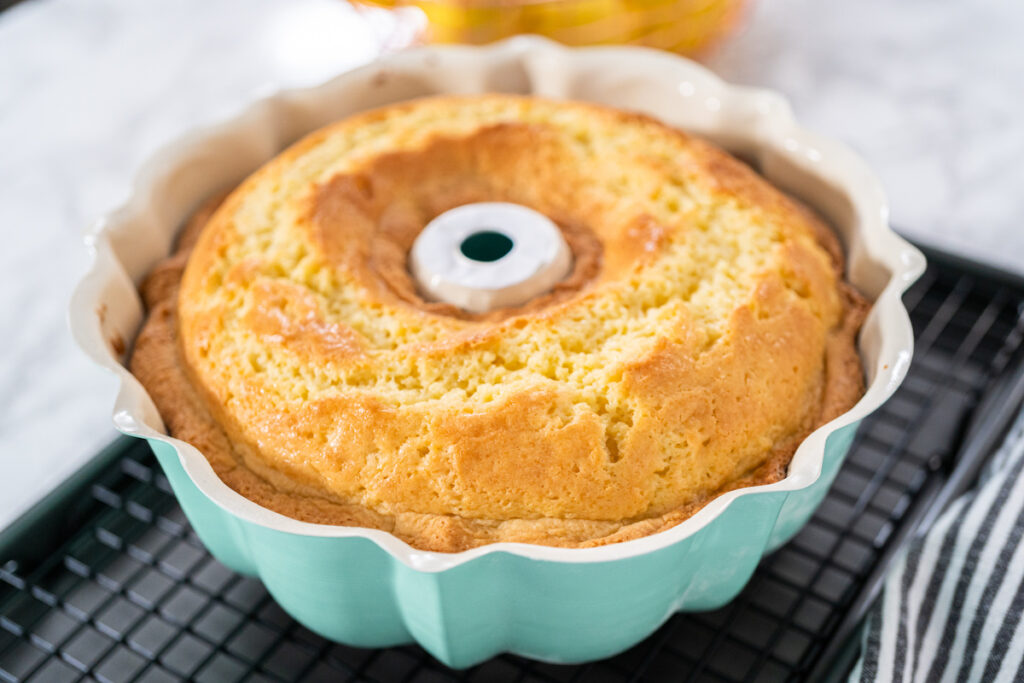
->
[851,408,1024,682]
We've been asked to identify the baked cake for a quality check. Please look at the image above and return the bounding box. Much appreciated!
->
[131,95,867,552]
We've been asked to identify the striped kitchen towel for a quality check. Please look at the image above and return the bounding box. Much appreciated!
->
[851,406,1024,682]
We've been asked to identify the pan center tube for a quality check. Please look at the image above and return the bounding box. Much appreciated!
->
[409,202,573,314]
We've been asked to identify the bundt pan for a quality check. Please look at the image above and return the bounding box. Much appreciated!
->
[69,37,925,667]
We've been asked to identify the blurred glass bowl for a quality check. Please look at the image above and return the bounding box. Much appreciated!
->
[356,0,745,55]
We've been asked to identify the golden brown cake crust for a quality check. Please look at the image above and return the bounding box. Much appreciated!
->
[130,95,868,552]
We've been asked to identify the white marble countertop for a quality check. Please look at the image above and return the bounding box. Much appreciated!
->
[1,0,1022,531]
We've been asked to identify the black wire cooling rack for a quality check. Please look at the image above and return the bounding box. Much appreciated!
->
[2,246,1023,683]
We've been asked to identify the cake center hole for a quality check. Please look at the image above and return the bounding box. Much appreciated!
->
[459,230,514,263]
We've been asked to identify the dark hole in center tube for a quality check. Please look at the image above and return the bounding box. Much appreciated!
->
[459,231,514,262]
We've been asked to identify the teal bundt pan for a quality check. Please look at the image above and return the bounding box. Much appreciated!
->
[70,38,925,667]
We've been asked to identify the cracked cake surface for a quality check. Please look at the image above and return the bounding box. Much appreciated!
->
[130,94,867,552]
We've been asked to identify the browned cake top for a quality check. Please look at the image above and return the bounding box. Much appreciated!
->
[131,95,866,551]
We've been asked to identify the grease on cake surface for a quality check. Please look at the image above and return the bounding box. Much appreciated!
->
[131,95,867,552]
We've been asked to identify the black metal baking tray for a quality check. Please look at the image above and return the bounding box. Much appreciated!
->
[1,243,1023,683]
